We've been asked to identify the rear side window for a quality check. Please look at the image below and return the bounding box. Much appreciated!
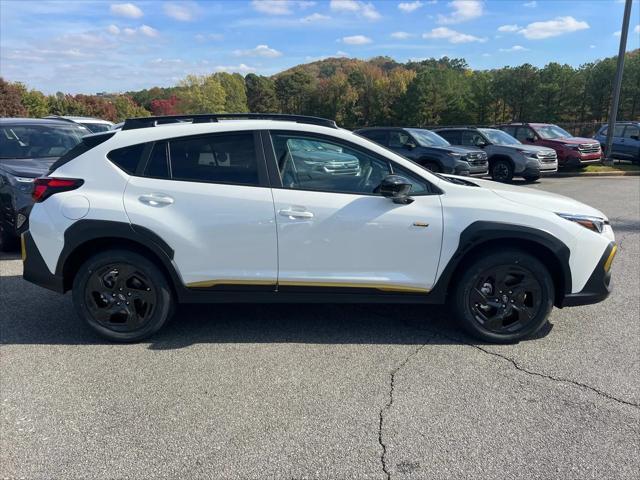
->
[169,132,259,186]
[107,143,146,174]
[501,126,517,137]
[144,142,170,179]
[360,130,388,145]
[437,130,460,144]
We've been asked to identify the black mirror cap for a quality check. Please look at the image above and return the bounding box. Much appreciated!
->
[377,175,414,204]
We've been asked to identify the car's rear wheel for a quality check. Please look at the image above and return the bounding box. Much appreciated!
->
[490,159,513,182]
[72,250,174,342]
[523,175,540,183]
[0,224,19,252]
[451,249,554,343]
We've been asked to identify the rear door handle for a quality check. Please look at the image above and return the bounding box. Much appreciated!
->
[279,208,314,219]
[138,193,174,207]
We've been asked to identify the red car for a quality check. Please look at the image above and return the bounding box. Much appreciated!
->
[496,123,601,168]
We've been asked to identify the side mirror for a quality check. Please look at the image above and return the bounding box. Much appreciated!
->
[475,140,487,148]
[376,175,414,204]
[405,140,417,150]
[526,136,536,143]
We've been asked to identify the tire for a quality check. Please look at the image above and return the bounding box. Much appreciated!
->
[423,161,442,173]
[490,159,514,183]
[72,249,174,342]
[0,224,19,252]
[523,175,540,183]
[451,249,554,343]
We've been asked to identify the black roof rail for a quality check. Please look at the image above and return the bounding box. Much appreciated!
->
[121,113,338,131]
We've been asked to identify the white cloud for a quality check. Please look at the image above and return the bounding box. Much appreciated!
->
[123,27,137,36]
[301,12,330,22]
[330,1,381,20]
[106,24,120,35]
[481,52,491,57]
[391,31,414,39]
[110,3,143,18]
[523,1,536,7]
[251,0,316,15]
[233,44,283,57]
[163,3,195,21]
[498,24,520,33]
[635,25,640,34]
[613,31,621,37]
[589,44,596,48]
[195,33,224,42]
[214,64,257,74]
[398,1,423,13]
[499,45,529,52]
[341,34,373,45]
[336,50,349,57]
[422,27,486,43]
[437,0,483,25]
[139,25,159,37]
[519,16,589,40]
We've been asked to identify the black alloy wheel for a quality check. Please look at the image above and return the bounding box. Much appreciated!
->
[468,265,543,335]
[73,250,173,342]
[84,263,156,332]
[491,160,513,182]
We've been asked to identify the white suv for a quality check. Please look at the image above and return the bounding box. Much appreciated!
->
[22,114,617,343]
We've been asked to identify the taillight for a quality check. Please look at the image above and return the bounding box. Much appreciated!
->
[32,177,84,203]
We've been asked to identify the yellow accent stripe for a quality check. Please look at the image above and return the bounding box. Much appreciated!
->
[604,244,617,273]
[187,279,276,288]
[187,279,431,294]
[20,234,26,262]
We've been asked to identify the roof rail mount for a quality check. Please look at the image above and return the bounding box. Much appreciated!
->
[122,113,338,131]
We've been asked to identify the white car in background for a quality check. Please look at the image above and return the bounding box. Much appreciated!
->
[22,114,617,343]
[45,115,114,133]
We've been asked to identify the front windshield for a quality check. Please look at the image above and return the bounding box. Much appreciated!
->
[408,129,450,147]
[535,125,572,139]
[81,123,111,133]
[0,124,85,159]
[479,128,521,145]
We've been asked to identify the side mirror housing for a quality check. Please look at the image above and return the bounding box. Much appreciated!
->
[526,136,536,143]
[405,140,417,150]
[376,175,414,204]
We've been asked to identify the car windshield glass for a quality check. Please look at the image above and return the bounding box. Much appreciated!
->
[81,123,111,133]
[408,129,450,147]
[479,128,521,145]
[0,124,85,159]
[535,125,571,139]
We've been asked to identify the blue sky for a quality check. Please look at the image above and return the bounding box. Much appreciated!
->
[1,0,638,94]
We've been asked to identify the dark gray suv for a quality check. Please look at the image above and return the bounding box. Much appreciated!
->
[356,127,488,176]
[0,118,88,250]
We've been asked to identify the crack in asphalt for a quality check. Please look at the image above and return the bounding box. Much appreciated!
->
[378,340,432,480]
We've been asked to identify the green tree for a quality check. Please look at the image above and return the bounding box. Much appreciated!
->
[245,74,279,113]
[178,74,226,114]
[215,72,248,112]
[274,70,314,114]
[111,95,150,121]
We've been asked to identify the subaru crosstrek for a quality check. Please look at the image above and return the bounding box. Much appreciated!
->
[22,114,616,344]
[355,127,488,177]
[435,127,558,182]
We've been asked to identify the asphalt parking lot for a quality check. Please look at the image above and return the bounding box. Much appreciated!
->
[1,176,639,479]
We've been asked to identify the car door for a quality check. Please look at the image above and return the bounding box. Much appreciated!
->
[611,124,626,157]
[265,131,443,294]
[622,124,640,160]
[122,131,278,289]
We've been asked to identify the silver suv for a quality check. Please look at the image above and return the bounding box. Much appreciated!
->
[434,127,558,182]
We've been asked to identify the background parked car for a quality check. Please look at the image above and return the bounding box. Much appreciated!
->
[434,127,558,183]
[496,122,602,168]
[44,115,114,133]
[356,127,488,176]
[594,122,640,163]
[0,118,89,250]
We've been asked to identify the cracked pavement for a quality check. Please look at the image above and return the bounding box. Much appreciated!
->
[1,177,639,479]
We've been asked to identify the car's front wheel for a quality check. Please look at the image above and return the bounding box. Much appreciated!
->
[451,249,554,343]
[72,249,174,342]
[490,159,514,182]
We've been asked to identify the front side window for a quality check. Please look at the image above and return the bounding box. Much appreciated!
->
[613,125,626,137]
[0,124,85,159]
[535,125,571,140]
[270,133,429,195]
[514,127,535,142]
[461,130,488,147]
[501,126,517,137]
[408,129,450,147]
[169,132,259,186]
[623,125,639,139]
[479,128,521,146]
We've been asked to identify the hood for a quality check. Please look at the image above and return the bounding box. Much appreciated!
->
[504,144,555,154]
[293,150,358,164]
[423,145,482,156]
[0,157,56,178]
[444,175,606,219]
[543,137,597,145]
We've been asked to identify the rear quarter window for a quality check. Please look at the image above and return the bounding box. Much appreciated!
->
[107,143,147,174]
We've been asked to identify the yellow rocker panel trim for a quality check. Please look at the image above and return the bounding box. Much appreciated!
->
[187,279,430,294]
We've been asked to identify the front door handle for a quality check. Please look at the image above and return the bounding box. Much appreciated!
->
[279,208,314,219]
[138,193,174,207]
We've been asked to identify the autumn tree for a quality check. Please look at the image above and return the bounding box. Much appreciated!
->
[0,78,27,117]
[178,74,226,114]
[245,74,279,113]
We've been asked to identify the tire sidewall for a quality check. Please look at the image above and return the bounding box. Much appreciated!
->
[452,250,554,343]
[72,250,173,342]
[491,159,513,182]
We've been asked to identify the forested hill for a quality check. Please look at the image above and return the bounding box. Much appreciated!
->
[1,50,638,130]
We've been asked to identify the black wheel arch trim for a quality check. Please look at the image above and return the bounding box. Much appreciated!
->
[427,221,572,305]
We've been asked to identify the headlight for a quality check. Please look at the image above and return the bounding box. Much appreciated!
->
[563,144,579,150]
[448,152,462,159]
[556,213,606,233]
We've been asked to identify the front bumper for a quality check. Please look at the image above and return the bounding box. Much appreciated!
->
[21,231,65,293]
[560,242,617,307]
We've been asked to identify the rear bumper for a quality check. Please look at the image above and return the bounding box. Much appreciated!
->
[560,242,616,307]
[21,231,65,293]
